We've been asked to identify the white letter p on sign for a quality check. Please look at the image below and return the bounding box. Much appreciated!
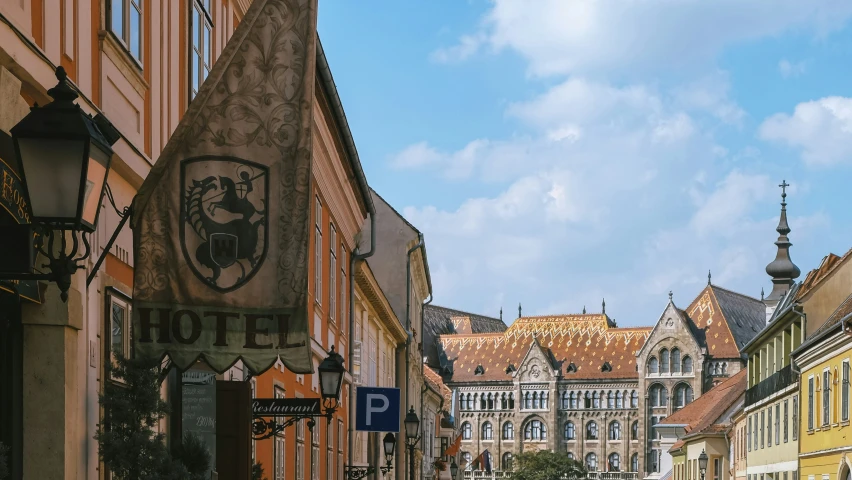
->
[365,394,389,426]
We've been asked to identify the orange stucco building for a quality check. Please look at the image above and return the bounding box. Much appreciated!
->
[0,1,371,478]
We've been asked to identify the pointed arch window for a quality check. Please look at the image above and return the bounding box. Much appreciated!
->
[631,391,639,408]
[501,393,508,410]
[509,392,515,409]
[674,384,694,409]
[593,392,600,409]
[650,384,668,407]
[479,394,486,410]
[631,421,638,440]
[608,421,621,440]
[561,391,569,409]
[683,356,693,374]
[607,391,615,409]
[648,357,659,374]
[461,422,472,440]
[524,392,531,410]
[481,422,493,440]
[586,421,598,440]
[532,392,540,409]
[586,453,597,471]
[584,391,592,409]
[487,393,494,410]
[616,391,623,409]
[671,348,681,373]
[608,453,620,472]
[660,349,670,374]
[564,421,575,440]
[502,422,514,440]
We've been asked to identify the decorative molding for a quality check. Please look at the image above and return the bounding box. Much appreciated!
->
[99,30,148,97]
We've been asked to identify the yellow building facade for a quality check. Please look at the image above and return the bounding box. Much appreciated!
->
[793,307,852,480]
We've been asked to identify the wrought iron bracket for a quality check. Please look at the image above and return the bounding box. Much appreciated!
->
[344,462,393,480]
[251,398,339,440]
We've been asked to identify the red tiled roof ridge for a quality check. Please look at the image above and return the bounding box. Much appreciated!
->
[660,369,746,431]
[512,313,607,321]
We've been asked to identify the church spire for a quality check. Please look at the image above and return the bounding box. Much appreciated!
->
[765,180,800,308]
[500,307,503,321]
[602,298,606,315]
[518,303,522,319]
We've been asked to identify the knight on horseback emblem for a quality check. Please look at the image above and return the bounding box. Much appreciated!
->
[180,156,269,292]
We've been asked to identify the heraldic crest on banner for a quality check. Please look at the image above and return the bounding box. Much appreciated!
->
[130,0,318,374]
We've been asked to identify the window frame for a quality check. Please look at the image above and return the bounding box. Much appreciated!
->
[775,403,780,445]
[329,223,337,323]
[808,376,815,431]
[842,359,850,423]
[105,287,132,382]
[189,0,213,99]
[314,196,323,306]
[108,0,144,64]
[823,368,831,426]
[481,421,493,441]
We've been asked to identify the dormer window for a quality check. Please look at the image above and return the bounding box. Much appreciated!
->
[566,362,577,374]
[505,364,516,374]
[474,364,485,375]
[601,362,612,372]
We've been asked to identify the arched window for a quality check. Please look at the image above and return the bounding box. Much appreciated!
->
[460,394,466,411]
[649,384,668,407]
[561,391,569,409]
[567,452,575,461]
[674,384,694,408]
[571,392,579,409]
[480,394,486,410]
[502,453,513,471]
[586,421,598,440]
[631,421,639,440]
[616,391,623,409]
[648,357,659,374]
[532,392,539,409]
[487,393,494,410]
[631,453,639,472]
[683,356,693,373]
[607,391,615,409]
[468,394,474,410]
[564,421,575,440]
[671,348,681,373]
[609,421,621,440]
[482,421,493,440]
[524,392,531,409]
[631,391,639,408]
[501,393,508,410]
[608,453,620,472]
[502,422,514,440]
[462,452,472,467]
[462,422,472,440]
[541,391,548,409]
[593,391,600,409]
[660,349,670,374]
[584,391,592,409]
[586,453,597,471]
[524,420,547,441]
[722,362,728,374]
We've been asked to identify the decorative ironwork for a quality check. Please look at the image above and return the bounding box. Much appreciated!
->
[250,397,339,440]
[344,462,393,480]
[746,364,795,406]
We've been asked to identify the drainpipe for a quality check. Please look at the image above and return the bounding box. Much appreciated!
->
[405,232,424,480]
[789,308,805,375]
[348,213,376,474]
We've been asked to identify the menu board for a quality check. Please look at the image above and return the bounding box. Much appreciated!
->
[182,370,217,474]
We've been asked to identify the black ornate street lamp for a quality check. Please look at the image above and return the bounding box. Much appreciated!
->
[450,459,459,479]
[1,66,120,301]
[405,406,421,480]
[698,449,708,480]
[344,432,396,480]
[251,347,345,439]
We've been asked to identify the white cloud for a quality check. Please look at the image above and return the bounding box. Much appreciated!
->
[759,96,852,166]
[432,0,852,77]
[778,59,807,78]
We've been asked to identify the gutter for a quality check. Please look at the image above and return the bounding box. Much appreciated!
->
[791,310,851,362]
[741,304,804,353]
[316,37,373,215]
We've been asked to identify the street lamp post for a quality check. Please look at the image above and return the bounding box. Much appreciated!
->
[698,449,708,480]
[405,406,421,480]
[251,347,346,439]
[1,66,121,301]
[450,460,459,480]
[343,432,396,480]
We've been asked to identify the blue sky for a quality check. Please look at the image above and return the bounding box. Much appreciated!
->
[318,1,852,327]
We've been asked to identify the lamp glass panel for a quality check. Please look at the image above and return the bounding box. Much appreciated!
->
[17,138,85,222]
[80,143,110,230]
[319,369,341,399]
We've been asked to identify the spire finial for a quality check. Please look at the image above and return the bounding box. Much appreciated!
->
[668,290,673,301]
[582,305,586,314]
[500,307,503,321]
[518,303,522,318]
[708,270,712,285]
[602,298,606,315]
[766,180,800,304]
[761,288,765,301]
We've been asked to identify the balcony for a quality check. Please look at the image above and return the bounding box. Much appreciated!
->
[463,471,639,480]
[746,364,795,406]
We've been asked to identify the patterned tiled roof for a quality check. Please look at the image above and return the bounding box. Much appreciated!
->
[660,369,746,437]
[424,365,453,407]
[438,314,650,382]
[423,305,507,367]
[684,285,765,357]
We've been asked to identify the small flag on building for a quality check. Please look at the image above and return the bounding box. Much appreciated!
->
[444,433,462,457]
[131,0,319,374]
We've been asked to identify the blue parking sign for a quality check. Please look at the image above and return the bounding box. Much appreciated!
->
[355,387,400,432]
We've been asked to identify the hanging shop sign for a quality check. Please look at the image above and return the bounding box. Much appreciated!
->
[0,156,40,303]
[252,398,321,417]
[131,0,318,374]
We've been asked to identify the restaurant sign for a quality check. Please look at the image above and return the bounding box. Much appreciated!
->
[0,157,40,303]
[252,398,321,417]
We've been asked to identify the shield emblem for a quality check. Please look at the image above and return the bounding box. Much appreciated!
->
[180,156,269,292]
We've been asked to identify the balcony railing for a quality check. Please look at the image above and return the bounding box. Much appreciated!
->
[463,471,639,480]
[746,364,795,406]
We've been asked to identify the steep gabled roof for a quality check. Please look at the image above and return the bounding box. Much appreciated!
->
[660,369,746,436]
[439,313,650,382]
[682,285,764,357]
[423,305,506,367]
[797,247,852,300]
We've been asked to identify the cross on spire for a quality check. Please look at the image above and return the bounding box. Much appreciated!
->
[779,180,789,204]
[669,290,673,301]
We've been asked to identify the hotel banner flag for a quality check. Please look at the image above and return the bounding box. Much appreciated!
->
[131,0,318,374]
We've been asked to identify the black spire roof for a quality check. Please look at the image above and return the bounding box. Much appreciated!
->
[765,180,800,303]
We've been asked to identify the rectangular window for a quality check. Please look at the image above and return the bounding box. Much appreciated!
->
[823,369,831,426]
[760,410,765,448]
[775,403,780,445]
[108,292,131,375]
[190,0,212,98]
[784,400,789,443]
[109,0,143,62]
[748,416,752,452]
[753,413,758,450]
[808,377,814,430]
[296,420,305,480]
[340,245,346,332]
[843,360,850,422]
[713,458,720,480]
[315,197,322,306]
[274,386,286,480]
[768,407,772,447]
[329,224,336,323]
[793,396,799,441]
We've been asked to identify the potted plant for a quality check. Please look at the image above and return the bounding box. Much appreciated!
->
[434,459,448,471]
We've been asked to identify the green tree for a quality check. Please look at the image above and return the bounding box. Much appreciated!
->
[251,461,267,480]
[509,450,587,480]
[96,355,205,480]
[174,433,213,480]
